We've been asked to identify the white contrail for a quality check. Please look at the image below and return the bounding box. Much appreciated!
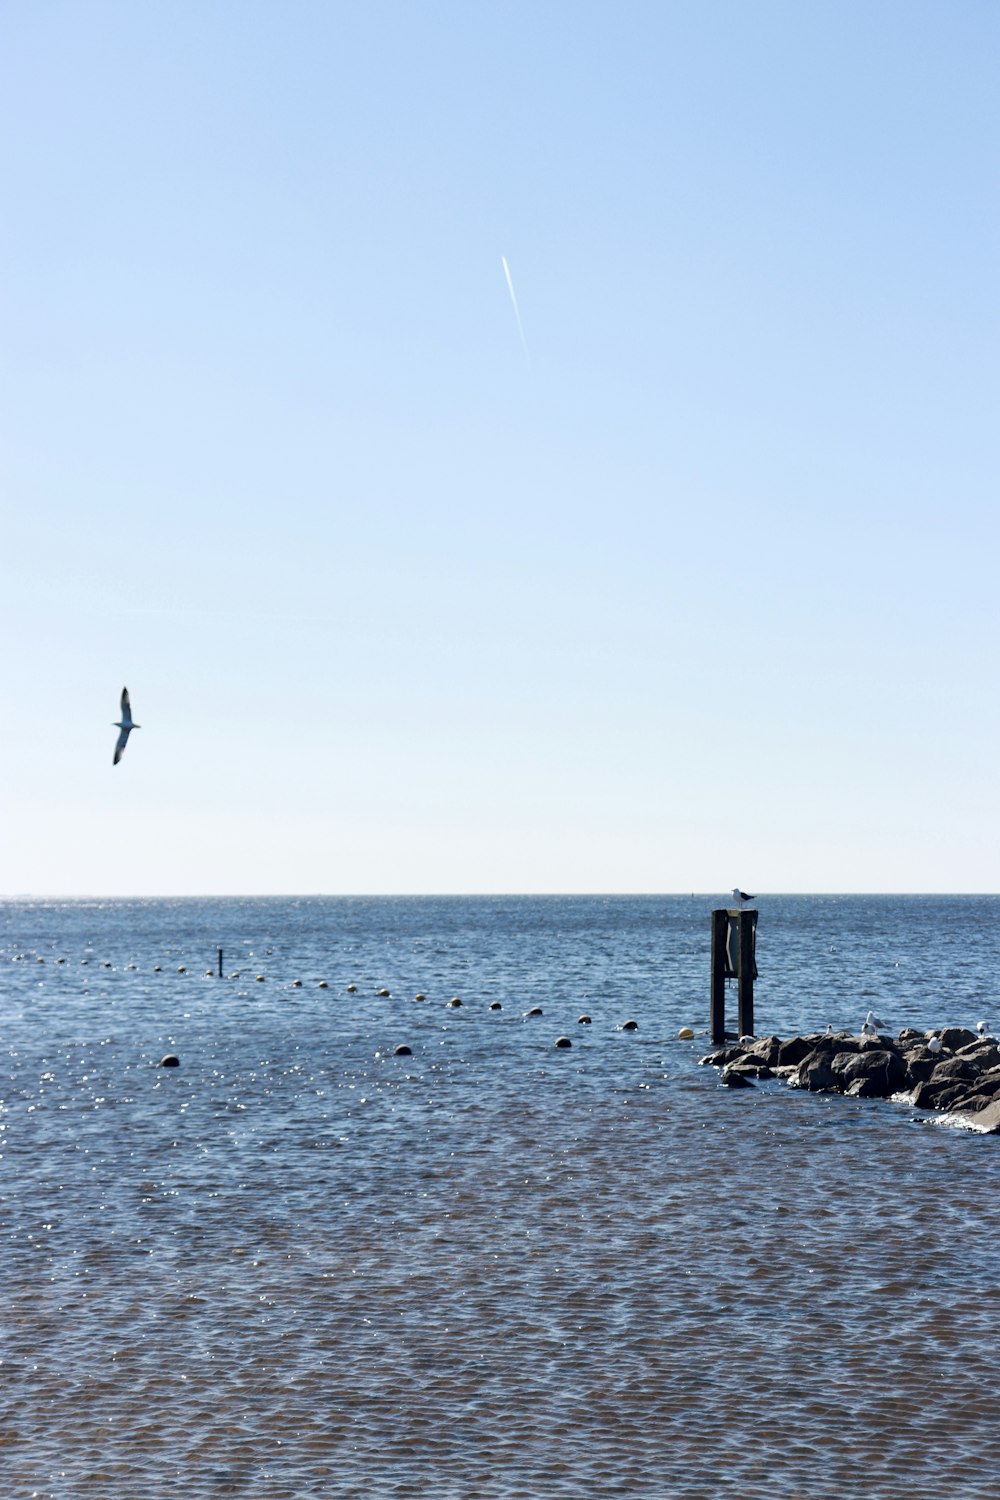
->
[501,255,529,362]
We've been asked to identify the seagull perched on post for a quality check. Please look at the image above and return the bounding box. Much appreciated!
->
[731,888,755,908]
[112,687,140,765]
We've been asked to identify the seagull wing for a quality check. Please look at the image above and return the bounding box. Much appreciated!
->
[120,687,133,728]
[113,726,131,765]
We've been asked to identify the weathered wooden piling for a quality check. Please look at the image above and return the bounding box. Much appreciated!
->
[710,909,728,1045]
[710,908,758,1044]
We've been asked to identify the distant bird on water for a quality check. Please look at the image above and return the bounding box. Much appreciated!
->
[113,687,140,765]
[731,888,755,908]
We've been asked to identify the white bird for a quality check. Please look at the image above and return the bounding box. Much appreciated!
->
[731,888,755,908]
[976,1020,988,1038]
[927,1032,943,1054]
[113,687,140,765]
[864,1009,886,1031]
[860,1019,879,1040]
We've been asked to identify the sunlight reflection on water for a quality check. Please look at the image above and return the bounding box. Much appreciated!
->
[2,896,1000,1498]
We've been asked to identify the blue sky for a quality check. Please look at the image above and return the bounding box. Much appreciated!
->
[2,1,997,894]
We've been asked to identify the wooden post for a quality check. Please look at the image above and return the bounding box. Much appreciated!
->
[217,947,223,978]
[738,912,755,1038]
[710,909,728,1045]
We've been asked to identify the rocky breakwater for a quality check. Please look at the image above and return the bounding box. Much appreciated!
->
[701,1026,1000,1133]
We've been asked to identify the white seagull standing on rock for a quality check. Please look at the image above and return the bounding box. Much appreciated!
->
[927,1032,943,1054]
[113,687,140,765]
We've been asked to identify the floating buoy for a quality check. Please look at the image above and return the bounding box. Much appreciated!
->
[578,1014,592,1025]
[447,997,462,1008]
[414,992,426,1001]
[126,963,137,970]
[160,1054,180,1068]
[621,1019,638,1032]
[317,980,328,989]
[255,975,265,983]
[103,961,112,969]
[176,966,185,973]
[523,1006,543,1018]
[57,957,66,964]
[489,1001,502,1011]
[377,988,391,997]
[37,957,45,963]
[677,1026,695,1040]
[393,1044,412,1057]
[204,969,214,977]
[346,984,358,993]
[152,965,161,972]
[229,972,240,979]
[291,979,303,988]
[554,1036,572,1049]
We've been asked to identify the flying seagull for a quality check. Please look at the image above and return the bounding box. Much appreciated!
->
[731,888,755,908]
[113,687,140,765]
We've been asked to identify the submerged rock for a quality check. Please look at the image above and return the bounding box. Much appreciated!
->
[721,1067,754,1088]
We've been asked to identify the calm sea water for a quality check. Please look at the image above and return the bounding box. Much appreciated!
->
[2,895,1000,1499]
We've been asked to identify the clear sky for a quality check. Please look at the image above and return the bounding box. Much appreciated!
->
[2,1,997,896]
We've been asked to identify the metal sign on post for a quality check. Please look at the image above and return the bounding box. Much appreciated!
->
[710,908,758,1045]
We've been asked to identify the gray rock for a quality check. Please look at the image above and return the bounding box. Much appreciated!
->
[932,1082,981,1113]
[777,1035,822,1067]
[831,1048,907,1097]
[723,1057,774,1079]
[957,1041,1000,1070]
[721,1067,755,1088]
[962,1097,1000,1133]
[928,1056,980,1087]
[902,1047,941,1085]
[938,1026,978,1051]
[793,1050,843,1092]
[911,1073,979,1110]
[740,1035,782,1067]
[911,1079,945,1110]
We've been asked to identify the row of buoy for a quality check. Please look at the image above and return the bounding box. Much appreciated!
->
[9,959,704,1037]
[156,1019,703,1070]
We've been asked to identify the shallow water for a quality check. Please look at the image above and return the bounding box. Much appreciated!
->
[2,896,1000,1498]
